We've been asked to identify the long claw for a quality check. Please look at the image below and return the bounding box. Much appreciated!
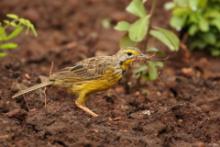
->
[75,101,98,117]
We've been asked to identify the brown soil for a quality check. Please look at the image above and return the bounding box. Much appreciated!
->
[1,0,220,147]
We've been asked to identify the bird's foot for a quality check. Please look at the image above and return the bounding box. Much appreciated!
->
[75,101,98,117]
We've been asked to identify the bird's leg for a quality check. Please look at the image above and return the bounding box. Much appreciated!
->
[75,92,98,117]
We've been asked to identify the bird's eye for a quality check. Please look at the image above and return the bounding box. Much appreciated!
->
[127,52,133,56]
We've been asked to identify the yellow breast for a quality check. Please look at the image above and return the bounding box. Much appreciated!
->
[121,59,134,71]
[72,68,122,94]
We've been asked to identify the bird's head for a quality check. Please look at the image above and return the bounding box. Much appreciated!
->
[116,47,148,70]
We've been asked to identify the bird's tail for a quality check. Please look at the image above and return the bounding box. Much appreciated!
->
[12,81,53,99]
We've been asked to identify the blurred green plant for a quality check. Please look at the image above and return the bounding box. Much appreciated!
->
[114,0,179,80]
[165,0,220,56]
[0,14,37,57]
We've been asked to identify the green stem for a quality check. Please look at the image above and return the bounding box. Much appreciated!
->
[144,0,158,50]
[149,0,158,17]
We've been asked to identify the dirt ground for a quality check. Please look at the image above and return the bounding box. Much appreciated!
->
[1,0,220,146]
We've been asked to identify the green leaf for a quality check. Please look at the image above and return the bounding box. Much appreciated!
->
[120,35,137,48]
[0,43,18,50]
[189,39,206,49]
[211,19,220,31]
[0,27,7,41]
[0,27,5,36]
[173,7,190,16]
[202,32,216,45]
[5,26,23,40]
[189,12,200,23]
[114,21,130,31]
[3,20,17,27]
[6,14,19,20]
[174,0,189,7]
[211,49,220,56]
[188,25,198,35]
[128,16,149,42]
[0,52,7,57]
[189,0,199,11]
[199,17,209,32]
[204,9,220,19]
[150,27,180,51]
[155,61,164,68]
[19,18,38,36]
[126,0,147,18]
[29,25,38,37]
[170,16,186,31]
[164,2,175,10]
[3,20,10,26]
[198,0,207,8]
[147,61,158,80]
[19,18,30,26]
[134,64,148,77]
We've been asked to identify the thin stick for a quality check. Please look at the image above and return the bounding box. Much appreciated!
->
[43,61,54,108]
[144,0,158,50]
[180,33,191,63]
[149,0,157,17]
[43,88,47,108]
[49,61,54,75]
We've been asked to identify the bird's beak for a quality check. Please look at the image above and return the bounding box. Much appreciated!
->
[138,53,153,60]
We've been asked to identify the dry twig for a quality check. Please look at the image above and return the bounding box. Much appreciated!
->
[43,61,54,108]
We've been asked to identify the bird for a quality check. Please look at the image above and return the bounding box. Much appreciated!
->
[12,47,148,117]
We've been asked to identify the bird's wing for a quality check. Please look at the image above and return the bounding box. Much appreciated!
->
[50,56,114,83]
